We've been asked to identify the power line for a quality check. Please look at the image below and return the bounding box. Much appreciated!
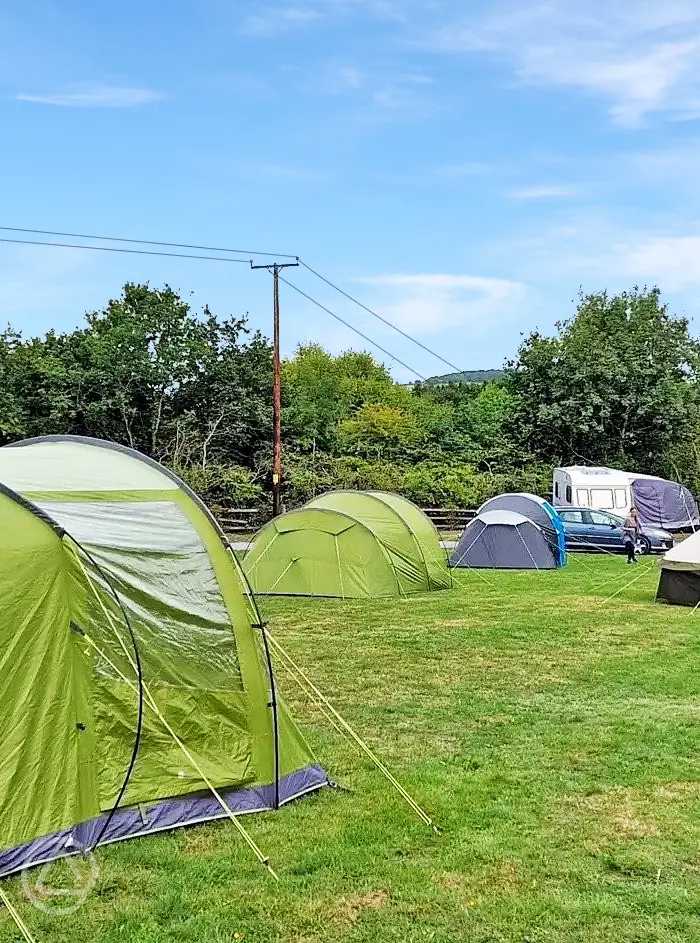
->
[277,272,427,380]
[0,236,253,264]
[0,227,444,380]
[300,260,464,375]
[0,226,298,260]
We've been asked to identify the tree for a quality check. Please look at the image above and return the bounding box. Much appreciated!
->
[282,345,396,454]
[507,288,700,470]
[338,402,425,460]
[0,284,274,474]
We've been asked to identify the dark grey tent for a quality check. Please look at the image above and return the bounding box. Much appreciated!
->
[656,532,700,606]
[631,477,699,531]
[478,492,566,566]
[449,509,557,570]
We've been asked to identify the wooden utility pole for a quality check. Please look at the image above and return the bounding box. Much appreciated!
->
[251,259,299,517]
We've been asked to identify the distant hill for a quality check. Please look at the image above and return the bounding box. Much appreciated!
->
[421,369,504,386]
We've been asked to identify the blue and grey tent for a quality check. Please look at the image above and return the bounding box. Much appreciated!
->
[478,492,567,566]
[450,509,558,570]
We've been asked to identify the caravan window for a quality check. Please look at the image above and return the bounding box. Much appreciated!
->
[590,488,614,509]
[554,481,559,499]
[565,485,572,503]
[576,488,589,506]
[614,488,627,508]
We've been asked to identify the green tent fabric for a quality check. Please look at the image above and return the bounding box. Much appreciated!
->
[244,490,451,598]
[0,436,327,878]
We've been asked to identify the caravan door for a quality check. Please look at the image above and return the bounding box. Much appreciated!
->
[553,469,573,507]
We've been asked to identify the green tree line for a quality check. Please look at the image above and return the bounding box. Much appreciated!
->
[2,282,699,510]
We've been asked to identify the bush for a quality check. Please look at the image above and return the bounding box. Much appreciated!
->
[283,455,553,510]
[173,463,265,511]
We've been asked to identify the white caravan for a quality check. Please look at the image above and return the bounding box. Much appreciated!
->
[553,465,647,514]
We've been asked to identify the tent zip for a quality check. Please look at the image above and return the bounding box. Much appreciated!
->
[70,549,279,880]
[62,535,144,852]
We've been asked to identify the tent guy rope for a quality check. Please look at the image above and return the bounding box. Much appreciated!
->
[264,631,439,833]
[0,886,37,943]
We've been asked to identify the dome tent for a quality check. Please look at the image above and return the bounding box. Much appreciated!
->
[450,509,558,570]
[244,490,451,598]
[0,436,327,878]
[656,532,700,606]
[478,492,567,566]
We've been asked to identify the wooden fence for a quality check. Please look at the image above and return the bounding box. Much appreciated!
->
[216,506,477,535]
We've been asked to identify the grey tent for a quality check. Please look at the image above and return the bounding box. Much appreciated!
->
[449,509,557,570]
[631,477,699,531]
[656,533,700,605]
[478,492,567,566]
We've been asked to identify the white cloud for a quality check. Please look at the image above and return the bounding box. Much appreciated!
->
[334,65,366,90]
[241,5,323,37]
[615,233,700,290]
[16,85,163,108]
[427,1,700,127]
[309,59,435,116]
[507,184,577,201]
[357,272,526,335]
[241,0,408,36]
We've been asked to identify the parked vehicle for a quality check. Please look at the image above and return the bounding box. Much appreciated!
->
[553,465,699,530]
[556,506,674,554]
[554,466,632,513]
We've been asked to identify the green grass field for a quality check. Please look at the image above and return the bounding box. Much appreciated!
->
[2,556,698,942]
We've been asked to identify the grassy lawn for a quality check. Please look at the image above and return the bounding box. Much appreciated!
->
[2,556,698,942]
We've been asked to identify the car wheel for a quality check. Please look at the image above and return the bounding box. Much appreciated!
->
[638,535,652,555]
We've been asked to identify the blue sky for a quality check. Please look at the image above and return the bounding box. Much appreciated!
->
[2,1,700,380]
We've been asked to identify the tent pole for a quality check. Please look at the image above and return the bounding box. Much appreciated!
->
[70,549,279,880]
[265,632,439,833]
[514,525,540,570]
[333,536,345,598]
[257,623,281,809]
[450,527,497,587]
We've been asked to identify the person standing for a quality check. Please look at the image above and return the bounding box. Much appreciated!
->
[622,506,641,564]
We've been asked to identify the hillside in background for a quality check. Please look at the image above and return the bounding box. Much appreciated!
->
[421,369,504,386]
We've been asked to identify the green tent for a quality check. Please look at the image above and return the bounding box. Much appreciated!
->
[0,436,327,878]
[244,490,451,598]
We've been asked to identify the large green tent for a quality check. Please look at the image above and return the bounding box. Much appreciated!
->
[244,490,451,598]
[0,436,327,878]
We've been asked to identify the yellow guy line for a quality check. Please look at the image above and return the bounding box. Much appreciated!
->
[265,632,439,834]
[0,886,37,943]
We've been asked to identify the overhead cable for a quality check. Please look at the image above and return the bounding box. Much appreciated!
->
[301,260,464,375]
[0,226,298,260]
[0,237,254,264]
[277,273,427,381]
